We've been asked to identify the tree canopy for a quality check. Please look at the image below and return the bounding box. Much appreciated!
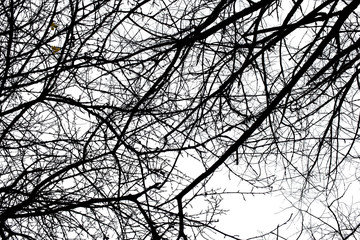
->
[1,0,360,239]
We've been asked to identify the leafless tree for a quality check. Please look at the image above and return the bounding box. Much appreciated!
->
[1,0,360,239]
